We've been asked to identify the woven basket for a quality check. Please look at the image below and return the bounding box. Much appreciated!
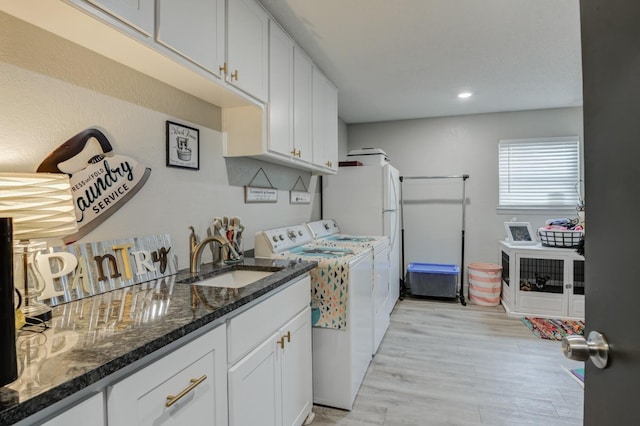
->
[538,228,584,248]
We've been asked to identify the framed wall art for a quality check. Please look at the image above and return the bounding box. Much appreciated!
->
[166,121,199,170]
[504,222,537,245]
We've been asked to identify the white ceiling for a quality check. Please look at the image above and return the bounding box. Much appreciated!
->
[257,0,583,124]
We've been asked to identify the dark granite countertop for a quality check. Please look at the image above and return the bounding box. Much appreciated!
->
[0,257,316,425]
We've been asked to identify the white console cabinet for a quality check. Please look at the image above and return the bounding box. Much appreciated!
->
[227,276,312,426]
[499,241,585,319]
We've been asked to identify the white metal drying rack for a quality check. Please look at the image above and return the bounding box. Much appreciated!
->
[399,174,469,305]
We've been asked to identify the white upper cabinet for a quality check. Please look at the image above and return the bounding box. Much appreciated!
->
[293,47,314,164]
[156,0,225,77]
[267,21,313,164]
[3,0,339,173]
[268,21,295,159]
[312,67,339,172]
[226,0,269,102]
[84,0,154,36]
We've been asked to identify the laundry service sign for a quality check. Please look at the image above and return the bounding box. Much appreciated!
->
[37,128,151,244]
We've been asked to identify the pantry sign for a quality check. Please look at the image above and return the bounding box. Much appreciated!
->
[34,234,176,306]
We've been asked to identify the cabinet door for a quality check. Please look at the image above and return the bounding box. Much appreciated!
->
[515,254,568,317]
[85,0,154,36]
[268,21,294,159]
[108,325,228,426]
[42,393,105,426]
[156,0,225,76]
[324,81,339,170]
[372,245,390,354]
[227,0,269,102]
[312,67,338,171]
[568,259,585,318]
[228,332,282,426]
[293,48,313,163]
[281,308,312,426]
[500,249,514,309]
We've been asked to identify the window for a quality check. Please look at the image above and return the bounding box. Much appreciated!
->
[498,136,581,210]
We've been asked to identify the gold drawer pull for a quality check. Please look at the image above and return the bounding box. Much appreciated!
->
[219,62,227,75]
[285,330,291,342]
[231,69,239,81]
[165,375,207,408]
[277,337,285,349]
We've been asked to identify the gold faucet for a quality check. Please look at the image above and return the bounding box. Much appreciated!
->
[189,226,240,273]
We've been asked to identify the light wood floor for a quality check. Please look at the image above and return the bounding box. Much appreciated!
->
[311,298,584,426]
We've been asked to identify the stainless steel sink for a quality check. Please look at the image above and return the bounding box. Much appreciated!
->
[191,270,275,288]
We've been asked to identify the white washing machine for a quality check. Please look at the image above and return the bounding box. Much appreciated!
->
[255,224,373,410]
[307,219,390,354]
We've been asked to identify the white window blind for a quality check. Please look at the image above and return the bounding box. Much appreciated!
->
[499,137,581,209]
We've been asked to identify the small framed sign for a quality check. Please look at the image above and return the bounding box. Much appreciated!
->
[290,191,311,204]
[245,186,278,203]
[166,121,199,170]
[289,176,311,204]
[504,222,537,245]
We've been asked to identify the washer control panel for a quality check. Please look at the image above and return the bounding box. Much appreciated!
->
[306,219,340,238]
[255,224,314,256]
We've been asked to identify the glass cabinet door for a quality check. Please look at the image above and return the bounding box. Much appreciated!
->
[518,257,564,294]
[573,260,585,296]
[501,251,510,288]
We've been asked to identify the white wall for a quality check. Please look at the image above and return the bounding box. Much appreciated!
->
[347,107,584,290]
[0,12,321,269]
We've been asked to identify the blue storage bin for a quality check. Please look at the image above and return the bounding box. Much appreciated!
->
[407,263,459,298]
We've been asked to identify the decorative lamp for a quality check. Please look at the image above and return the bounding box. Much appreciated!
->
[0,173,78,323]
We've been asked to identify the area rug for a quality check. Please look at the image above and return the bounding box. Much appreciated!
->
[563,366,585,388]
[521,317,585,340]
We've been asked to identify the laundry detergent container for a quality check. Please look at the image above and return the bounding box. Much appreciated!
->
[468,262,502,306]
[406,263,459,298]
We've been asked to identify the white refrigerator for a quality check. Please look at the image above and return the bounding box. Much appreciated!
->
[323,164,401,311]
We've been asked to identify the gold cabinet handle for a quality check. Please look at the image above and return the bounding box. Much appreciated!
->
[325,161,332,168]
[165,375,207,407]
[290,149,297,156]
[219,62,227,75]
[277,337,285,349]
[298,150,302,157]
[231,70,239,81]
[285,330,291,342]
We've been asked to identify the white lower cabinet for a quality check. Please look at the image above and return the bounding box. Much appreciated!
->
[19,276,312,426]
[42,392,105,426]
[107,324,228,426]
[227,276,312,426]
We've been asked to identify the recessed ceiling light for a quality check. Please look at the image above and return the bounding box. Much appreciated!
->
[458,92,473,99]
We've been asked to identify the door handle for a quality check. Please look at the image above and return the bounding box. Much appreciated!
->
[165,375,207,407]
[562,330,609,369]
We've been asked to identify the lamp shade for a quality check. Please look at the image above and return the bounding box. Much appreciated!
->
[0,173,78,240]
